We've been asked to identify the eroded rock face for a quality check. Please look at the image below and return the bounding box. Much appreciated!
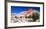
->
[11,10,40,23]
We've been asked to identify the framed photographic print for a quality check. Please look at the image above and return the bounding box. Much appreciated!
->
[5,1,44,28]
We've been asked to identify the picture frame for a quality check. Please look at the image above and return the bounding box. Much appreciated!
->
[5,1,44,28]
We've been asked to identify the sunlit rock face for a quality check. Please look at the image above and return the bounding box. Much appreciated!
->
[11,9,40,23]
[15,9,32,17]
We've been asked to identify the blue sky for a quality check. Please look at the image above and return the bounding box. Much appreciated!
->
[11,6,40,14]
